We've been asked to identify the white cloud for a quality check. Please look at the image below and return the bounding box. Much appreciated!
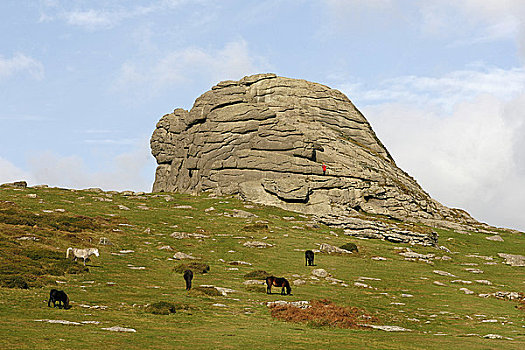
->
[0,139,154,192]
[113,39,269,98]
[344,68,525,231]
[23,145,154,192]
[0,53,44,80]
[39,0,194,30]
[341,65,525,112]
[0,157,31,184]
[323,0,525,53]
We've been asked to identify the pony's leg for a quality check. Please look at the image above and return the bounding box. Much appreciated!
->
[281,286,285,295]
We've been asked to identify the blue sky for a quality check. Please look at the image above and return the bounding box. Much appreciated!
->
[1,0,525,231]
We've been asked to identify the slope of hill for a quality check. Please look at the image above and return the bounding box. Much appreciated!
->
[0,185,524,349]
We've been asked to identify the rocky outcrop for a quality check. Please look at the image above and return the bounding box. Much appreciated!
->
[150,73,482,245]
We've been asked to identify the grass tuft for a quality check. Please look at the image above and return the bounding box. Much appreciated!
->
[173,262,210,274]
[146,301,177,315]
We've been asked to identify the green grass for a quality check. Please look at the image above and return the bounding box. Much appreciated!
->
[0,186,524,349]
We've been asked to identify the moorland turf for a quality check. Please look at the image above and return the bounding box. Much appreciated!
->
[0,186,524,349]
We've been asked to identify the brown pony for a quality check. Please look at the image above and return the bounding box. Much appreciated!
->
[266,276,291,295]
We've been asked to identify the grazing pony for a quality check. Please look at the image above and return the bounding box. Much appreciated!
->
[183,269,193,290]
[266,276,292,295]
[66,247,99,266]
[48,289,70,309]
[305,250,314,266]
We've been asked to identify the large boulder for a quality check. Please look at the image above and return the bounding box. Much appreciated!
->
[150,74,481,244]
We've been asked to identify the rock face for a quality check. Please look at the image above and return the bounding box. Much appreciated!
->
[151,73,480,244]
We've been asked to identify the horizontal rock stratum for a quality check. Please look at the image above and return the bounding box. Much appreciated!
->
[151,73,483,244]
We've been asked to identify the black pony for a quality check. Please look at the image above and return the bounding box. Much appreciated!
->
[48,289,70,309]
[305,250,314,266]
[183,269,193,290]
[266,276,291,295]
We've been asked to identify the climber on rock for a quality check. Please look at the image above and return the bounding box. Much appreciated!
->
[322,163,326,175]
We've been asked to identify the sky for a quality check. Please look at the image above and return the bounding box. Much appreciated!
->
[1,0,524,232]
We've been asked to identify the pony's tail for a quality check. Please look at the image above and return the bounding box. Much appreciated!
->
[65,295,70,309]
[66,247,72,258]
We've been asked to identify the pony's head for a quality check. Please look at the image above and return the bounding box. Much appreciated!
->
[93,248,100,257]
[66,247,72,258]
[64,294,70,309]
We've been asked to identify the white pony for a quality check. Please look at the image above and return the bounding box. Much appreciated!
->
[66,247,99,266]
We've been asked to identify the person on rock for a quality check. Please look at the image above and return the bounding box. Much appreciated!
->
[322,163,326,175]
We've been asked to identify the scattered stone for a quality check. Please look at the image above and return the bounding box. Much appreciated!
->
[158,245,173,251]
[433,270,456,277]
[433,281,446,286]
[311,269,329,278]
[399,248,435,261]
[173,205,193,209]
[451,280,472,284]
[391,302,405,306]
[102,326,136,333]
[199,285,237,296]
[318,243,352,254]
[170,232,208,239]
[401,294,413,298]
[266,300,310,309]
[475,280,492,285]
[483,334,503,339]
[2,181,27,188]
[498,253,525,267]
[358,277,381,281]
[34,319,81,326]
[119,250,134,254]
[118,205,130,210]
[27,194,37,198]
[228,260,252,266]
[372,256,387,261]
[293,279,306,286]
[227,209,257,218]
[493,291,522,301]
[243,280,265,285]
[243,241,273,248]
[212,303,227,307]
[17,236,39,241]
[465,268,484,274]
[354,282,370,288]
[98,237,112,245]
[205,207,215,212]
[128,266,146,270]
[459,288,475,295]
[360,324,412,332]
[486,235,504,242]
[172,252,198,260]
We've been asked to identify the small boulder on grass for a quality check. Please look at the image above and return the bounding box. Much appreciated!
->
[192,286,222,296]
[340,243,358,253]
[146,302,177,315]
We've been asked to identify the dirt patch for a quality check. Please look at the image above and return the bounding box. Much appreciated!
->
[269,299,378,329]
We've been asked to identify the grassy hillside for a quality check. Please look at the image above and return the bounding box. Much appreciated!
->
[0,185,524,349]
